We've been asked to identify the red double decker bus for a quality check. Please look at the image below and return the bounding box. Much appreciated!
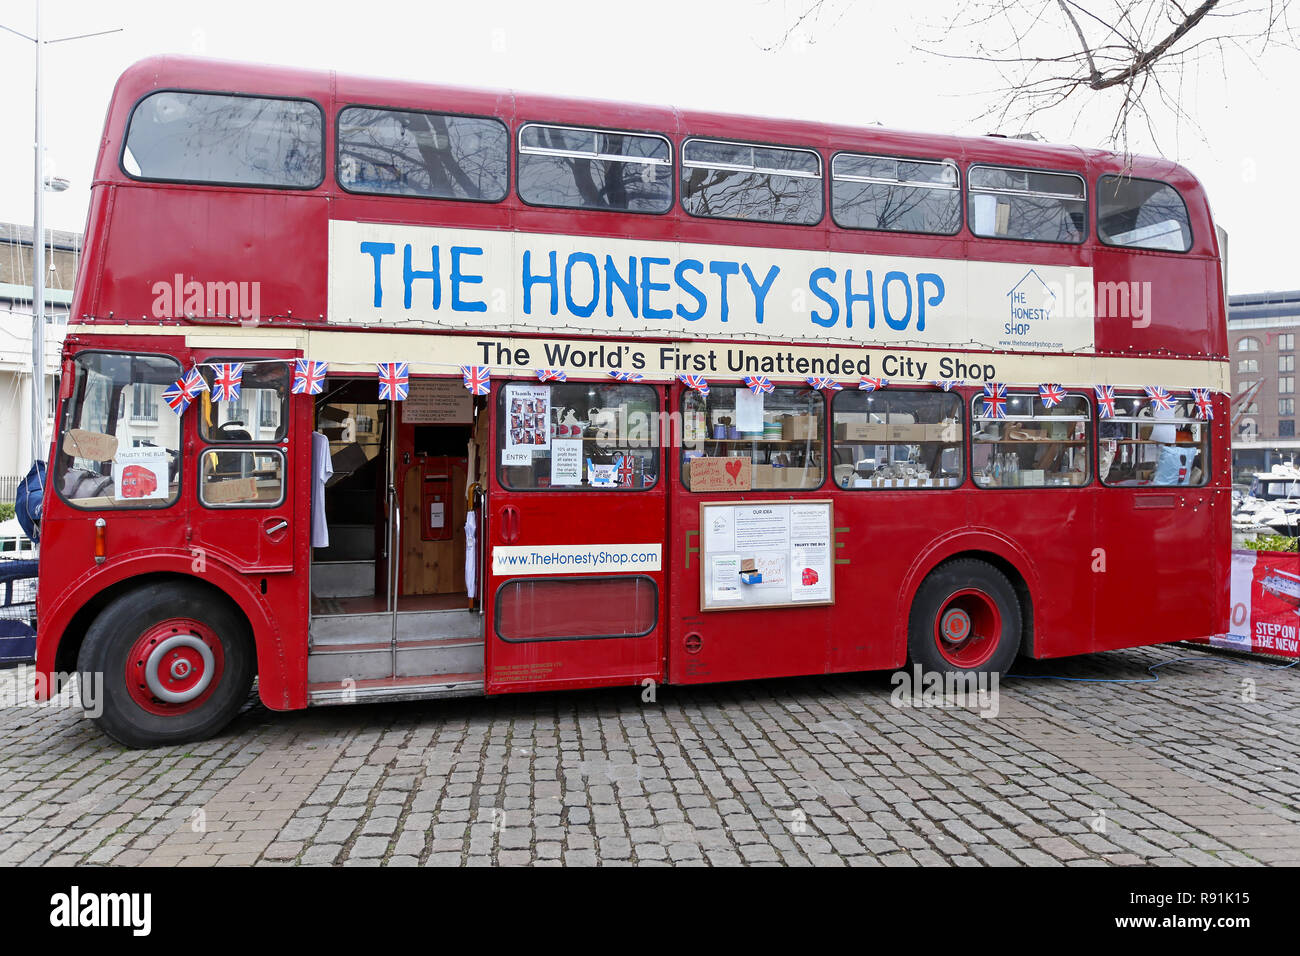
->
[34,56,1229,747]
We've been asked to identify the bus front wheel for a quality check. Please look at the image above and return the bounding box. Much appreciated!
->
[77,582,254,748]
[907,559,1021,675]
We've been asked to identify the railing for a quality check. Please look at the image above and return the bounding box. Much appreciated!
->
[0,475,21,505]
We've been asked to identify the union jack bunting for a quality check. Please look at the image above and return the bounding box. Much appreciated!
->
[377,362,410,402]
[981,382,1008,419]
[211,363,244,403]
[678,374,709,396]
[806,376,843,391]
[162,367,208,414]
[607,371,644,383]
[617,454,635,487]
[742,375,774,395]
[536,369,567,383]
[291,359,328,395]
[931,380,963,391]
[1191,387,1214,420]
[461,365,491,395]
[1038,383,1067,409]
[858,377,889,391]
[1143,385,1174,411]
[1094,385,1116,418]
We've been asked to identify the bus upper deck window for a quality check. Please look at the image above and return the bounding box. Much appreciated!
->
[54,352,184,511]
[123,91,324,188]
[517,123,672,213]
[832,154,961,236]
[967,165,1086,243]
[339,107,508,201]
[1097,175,1193,252]
[681,139,822,225]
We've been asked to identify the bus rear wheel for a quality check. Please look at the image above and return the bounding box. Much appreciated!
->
[77,582,254,748]
[907,559,1021,675]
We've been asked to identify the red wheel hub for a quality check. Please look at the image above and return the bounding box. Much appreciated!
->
[933,588,1001,668]
[125,618,225,716]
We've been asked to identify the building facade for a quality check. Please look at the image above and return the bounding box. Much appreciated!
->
[1228,289,1299,479]
[0,222,78,501]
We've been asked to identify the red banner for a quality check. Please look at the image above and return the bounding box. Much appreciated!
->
[1192,549,1299,657]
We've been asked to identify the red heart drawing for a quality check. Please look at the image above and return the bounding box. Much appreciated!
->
[724,460,742,481]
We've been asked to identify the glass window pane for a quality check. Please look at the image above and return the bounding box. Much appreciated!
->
[972,393,1091,487]
[199,448,286,507]
[56,352,183,509]
[519,125,672,213]
[1097,393,1209,487]
[338,107,507,201]
[831,390,964,488]
[495,576,658,641]
[681,385,824,491]
[1097,175,1192,252]
[682,139,822,225]
[497,382,661,490]
[123,91,322,187]
[198,361,289,442]
[968,165,1087,243]
[834,181,961,234]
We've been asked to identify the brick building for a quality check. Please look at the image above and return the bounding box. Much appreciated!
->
[1228,289,1299,479]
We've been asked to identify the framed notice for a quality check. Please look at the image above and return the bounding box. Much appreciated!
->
[402,379,473,424]
[699,500,834,611]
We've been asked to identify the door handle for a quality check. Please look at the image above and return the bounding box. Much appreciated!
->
[265,519,289,536]
[499,505,520,543]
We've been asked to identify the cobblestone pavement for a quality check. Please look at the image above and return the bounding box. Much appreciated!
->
[1,644,1297,867]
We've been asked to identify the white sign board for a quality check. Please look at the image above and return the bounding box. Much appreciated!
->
[402,379,472,424]
[329,220,1097,353]
[699,500,835,611]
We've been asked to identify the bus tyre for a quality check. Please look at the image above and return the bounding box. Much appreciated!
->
[77,582,254,748]
[907,560,1021,675]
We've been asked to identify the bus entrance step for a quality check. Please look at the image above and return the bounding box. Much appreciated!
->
[307,673,485,707]
[307,636,484,684]
[309,610,481,647]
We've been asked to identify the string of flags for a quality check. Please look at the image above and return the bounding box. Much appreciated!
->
[161,355,1223,424]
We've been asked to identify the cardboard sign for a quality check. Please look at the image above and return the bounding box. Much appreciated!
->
[689,456,752,492]
[63,429,118,462]
[203,477,258,504]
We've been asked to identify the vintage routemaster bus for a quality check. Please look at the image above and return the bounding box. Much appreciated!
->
[34,56,1230,747]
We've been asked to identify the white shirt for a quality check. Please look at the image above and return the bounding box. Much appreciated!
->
[311,431,333,548]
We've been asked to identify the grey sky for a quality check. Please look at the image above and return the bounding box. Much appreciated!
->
[1,0,1294,293]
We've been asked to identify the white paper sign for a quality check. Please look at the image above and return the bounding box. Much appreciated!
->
[735,389,765,432]
[711,555,742,602]
[113,449,168,501]
[505,383,551,452]
[550,439,583,486]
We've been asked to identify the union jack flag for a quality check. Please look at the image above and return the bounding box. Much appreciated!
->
[163,367,208,414]
[291,359,328,395]
[211,363,244,403]
[1094,385,1116,418]
[806,376,843,391]
[1191,387,1214,420]
[1038,383,1067,409]
[607,371,644,383]
[678,374,709,395]
[858,377,889,391]
[742,375,774,395]
[461,365,491,395]
[931,380,963,391]
[981,382,1008,419]
[1144,385,1174,411]
[536,369,567,383]
[377,362,409,402]
[617,454,635,487]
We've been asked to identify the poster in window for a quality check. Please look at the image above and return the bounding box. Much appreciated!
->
[113,449,169,501]
[504,383,551,453]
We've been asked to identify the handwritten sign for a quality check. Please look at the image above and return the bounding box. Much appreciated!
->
[688,456,751,492]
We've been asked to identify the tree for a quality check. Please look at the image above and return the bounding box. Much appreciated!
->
[770,1,1297,152]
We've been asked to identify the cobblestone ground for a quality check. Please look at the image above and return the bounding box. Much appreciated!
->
[1,644,1297,867]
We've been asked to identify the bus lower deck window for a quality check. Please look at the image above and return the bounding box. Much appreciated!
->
[831,389,964,489]
[972,392,1092,488]
[1099,394,1209,487]
[681,385,825,491]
